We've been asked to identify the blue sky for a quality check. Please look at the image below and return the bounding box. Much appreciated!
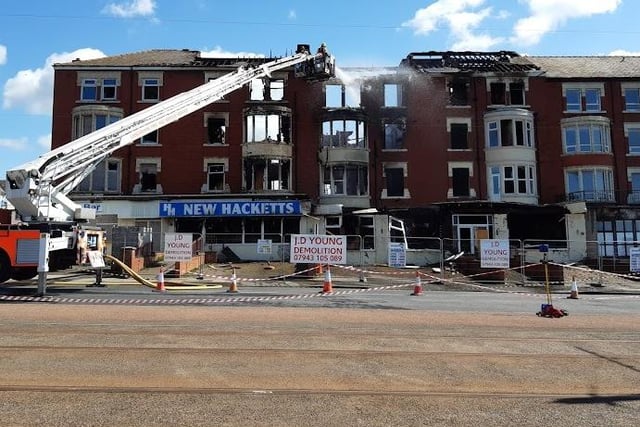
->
[0,0,637,178]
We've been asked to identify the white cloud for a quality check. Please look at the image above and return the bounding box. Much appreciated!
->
[512,0,622,46]
[0,45,6,65]
[3,48,106,115]
[0,137,28,151]
[102,0,156,18]
[608,50,640,56]
[201,46,265,58]
[37,134,51,150]
[402,0,504,50]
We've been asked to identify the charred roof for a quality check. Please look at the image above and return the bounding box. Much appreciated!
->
[401,51,540,74]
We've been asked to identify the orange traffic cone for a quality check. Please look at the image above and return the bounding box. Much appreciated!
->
[411,270,423,296]
[568,278,579,299]
[155,266,166,292]
[316,263,323,275]
[321,265,333,294]
[227,268,238,293]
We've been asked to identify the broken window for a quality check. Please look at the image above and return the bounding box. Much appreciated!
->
[384,83,402,107]
[490,82,506,105]
[325,216,342,235]
[450,123,468,149]
[385,167,404,197]
[246,113,290,143]
[322,165,368,196]
[487,118,534,148]
[250,78,285,101]
[141,130,158,144]
[325,83,360,108]
[139,163,157,192]
[321,119,365,147]
[206,117,226,144]
[244,158,290,191]
[448,79,469,106]
[384,121,405,149]
[452,167,470,197]
[509,81,525,105]
[207,163,225,192]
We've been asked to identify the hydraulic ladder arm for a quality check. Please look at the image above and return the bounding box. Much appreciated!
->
[5,44,335,223]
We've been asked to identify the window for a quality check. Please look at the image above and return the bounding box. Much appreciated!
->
[140,130,158,145]
[562,118,611,154]
[628,171,640,203]
[565,168,614,202]
[206,116,226,144]
[325,83,360,108]
[246,113,291,143]
[101,79,117,100]
[142,78,160,101]
[322,165,368,196]
[448,78,469,105]
[623,87,640,112]
[77,159,121,193]
[486,118,533,148]
[384,83,402,107]
[625,124,640,154]
[509,81,525,105]
[72,108,122,139]
[563,84,604,112]
[383,121,405,149]
[81,79,98,101]
[487,164,536,198]
[490,82,506,105]
[250,78,285,101]
[325,216,342,235]
[206,163,225,192]
[452,168,470,197]
[450,123,468,149]
[139,163,158,192]
[321,119,366,148]
[384,167,405,198]
[597,220,640,257]
[244,158,290,191]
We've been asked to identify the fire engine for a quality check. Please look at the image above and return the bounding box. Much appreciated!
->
[0,44,335,287]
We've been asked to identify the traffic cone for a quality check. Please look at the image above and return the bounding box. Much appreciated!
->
[227,268,238,293]
[155,266,166,293]
[411,270,423,296]
[321,265,333,294]
[568,278,579,299]
[316,263,323,275]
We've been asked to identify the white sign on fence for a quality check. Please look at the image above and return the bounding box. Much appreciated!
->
[164,233,193,262]
[480,239,510,269]
[388,242,407,268]
[290,234,347,264]
[630,247,640,272]
[257,239,272,255]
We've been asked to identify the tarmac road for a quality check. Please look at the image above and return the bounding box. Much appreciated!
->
[0,301,638,426]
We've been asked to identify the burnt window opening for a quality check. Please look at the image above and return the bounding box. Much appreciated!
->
[207,117,226,144]
[140,163,157,192]
[509,81,525,105]
[490,82,506,105]
[244,158,290,191]
[385,167,405,197]
[450,123,468,149]
[448,79,469,106]
[322,165,368,196]
[384,83,403,107]
[250,78,285,101]
[452,168,470,197]
[141,130,158,144]
[384,121,405,149]
[322,119,366,148]
[207,163,225,192]
[246,113,291,143]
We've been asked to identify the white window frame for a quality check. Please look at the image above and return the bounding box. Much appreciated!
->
[624,123,640,155]
[80,79,98,101]
[101,78,118,100]
[562,83,605,113]
[561,117,611,154]
[203,159,227,193]
[565,167,614,202]
[622,83,640,112]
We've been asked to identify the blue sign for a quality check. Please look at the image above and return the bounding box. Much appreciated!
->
[159,200,301,217]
